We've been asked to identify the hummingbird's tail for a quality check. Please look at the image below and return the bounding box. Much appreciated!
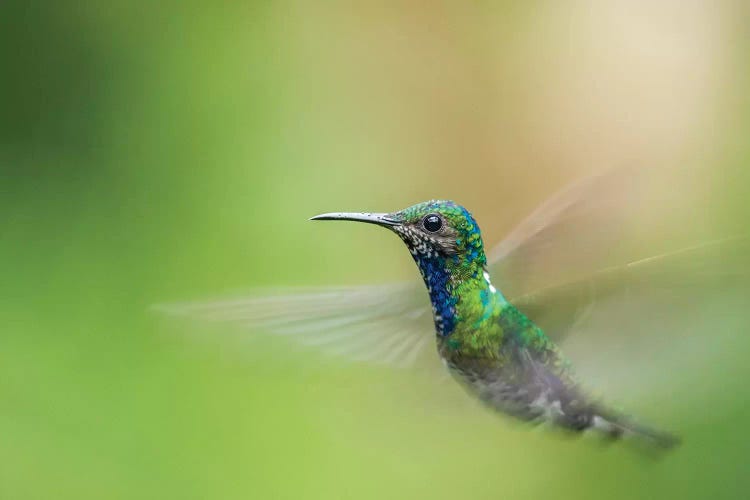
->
[591,409,681,450]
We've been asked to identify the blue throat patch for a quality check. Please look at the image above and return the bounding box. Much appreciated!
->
[414,253,457,336]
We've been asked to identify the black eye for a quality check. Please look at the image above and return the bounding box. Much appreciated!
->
[422,214,443,232]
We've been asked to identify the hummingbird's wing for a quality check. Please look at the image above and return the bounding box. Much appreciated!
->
[489,165,719,297]
[509,236,750,343]
[487,165,747,340]
[154,283,434,368]
[486,165,750,402]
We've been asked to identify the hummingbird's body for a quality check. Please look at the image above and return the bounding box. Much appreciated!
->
[312,200,678,445]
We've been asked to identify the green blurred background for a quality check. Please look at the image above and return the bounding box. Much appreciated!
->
[2,1,750,498]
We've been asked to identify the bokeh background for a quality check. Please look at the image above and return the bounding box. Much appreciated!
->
[2,1,750,498]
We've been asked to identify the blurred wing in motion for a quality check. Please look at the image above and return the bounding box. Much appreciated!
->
[489,165,722,298]
[487,165,746,337]
[486,165,750,402]
[511,236,750,342]
[155,283,434,368]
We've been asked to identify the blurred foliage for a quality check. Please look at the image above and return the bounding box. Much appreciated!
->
[1,1,750,499]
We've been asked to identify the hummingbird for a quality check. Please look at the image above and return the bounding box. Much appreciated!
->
[158,167,748,449]
[308,200,679,447]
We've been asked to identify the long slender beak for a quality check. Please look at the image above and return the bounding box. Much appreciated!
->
[309,212,400,227]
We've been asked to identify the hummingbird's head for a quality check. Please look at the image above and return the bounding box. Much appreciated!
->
[311,200,489,336]
[390,200,486,264]
[311,200,487,269]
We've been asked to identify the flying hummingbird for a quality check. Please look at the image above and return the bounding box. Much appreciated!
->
[308,201,680,446]
[159,167,748,449]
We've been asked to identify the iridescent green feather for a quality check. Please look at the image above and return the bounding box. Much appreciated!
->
[398,200,574,383]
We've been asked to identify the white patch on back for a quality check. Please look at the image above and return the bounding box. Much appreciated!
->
[483,270,498,294]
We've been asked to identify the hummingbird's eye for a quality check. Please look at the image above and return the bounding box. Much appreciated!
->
[422,214,443,233]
